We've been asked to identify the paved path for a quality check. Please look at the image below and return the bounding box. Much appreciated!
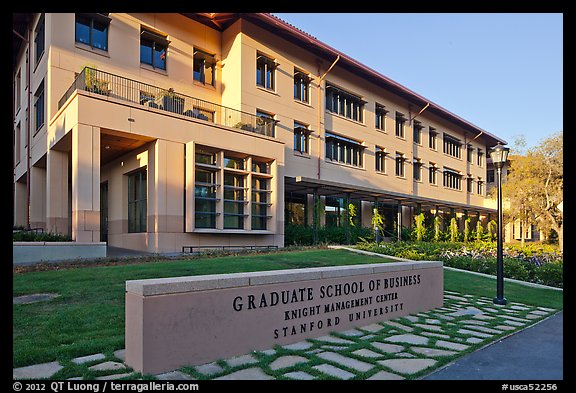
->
[14,290,562,380]
[423,311,563,380]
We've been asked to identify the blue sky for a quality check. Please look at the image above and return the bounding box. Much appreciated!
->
[274,13,563,150]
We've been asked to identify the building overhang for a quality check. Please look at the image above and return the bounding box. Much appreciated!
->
[285,176,497,215]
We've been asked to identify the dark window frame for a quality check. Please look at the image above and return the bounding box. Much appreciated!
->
[395,112,406,138]
[294,121,310,154]
[413,158,422,181]
[443,167,462,190]
[33,80,45,133]
[325,132,364,168]
[443,133,462,159]
[429,127,438,150]
[325,84,365,123]
[34,14,45,66]
[429,163,437,185]
[375,104,388,131]
[487,169,495,183]
[413,120,423,145]
[256,53,277,90]
[193,48,216,86]
[140,28,169,71]
[127,168,147,233]
[395,152,405,177]
[294,69,310,103]
[75,13,111,52]
[375,146,388,173]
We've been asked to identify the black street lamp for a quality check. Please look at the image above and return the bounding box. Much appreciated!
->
[489,143,510,305]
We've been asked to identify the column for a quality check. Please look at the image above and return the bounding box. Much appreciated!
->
[148,139,184,252]
[29,165,46,230]
[397,200,402,241]
[46,149,70,235]
[71,124,100,242]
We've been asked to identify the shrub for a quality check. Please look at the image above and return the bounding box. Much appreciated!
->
[13,231,72,242]
[534,263,563,288]
[285,224,373,246]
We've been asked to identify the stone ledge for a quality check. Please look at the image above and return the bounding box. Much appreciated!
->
[126,260,443,296]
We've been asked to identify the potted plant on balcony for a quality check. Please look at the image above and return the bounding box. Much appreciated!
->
[84,67,110,96]
[160,88,185,114]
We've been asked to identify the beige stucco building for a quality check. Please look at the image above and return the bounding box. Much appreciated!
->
[12,13,506,253]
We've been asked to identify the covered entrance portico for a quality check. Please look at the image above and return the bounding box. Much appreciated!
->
[285,176,497,243]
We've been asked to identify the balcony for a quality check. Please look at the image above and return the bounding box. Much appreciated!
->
[58,67,277,137]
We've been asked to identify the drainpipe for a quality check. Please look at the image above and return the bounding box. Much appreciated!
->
[316,55,340,179]
[23,22,32,229]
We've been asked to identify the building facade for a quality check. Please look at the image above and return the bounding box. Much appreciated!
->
[13,13,506,253]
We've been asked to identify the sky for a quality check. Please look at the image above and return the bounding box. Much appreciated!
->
[274,13,563,151]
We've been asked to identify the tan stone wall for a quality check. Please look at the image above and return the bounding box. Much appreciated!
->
[125,261,444,374]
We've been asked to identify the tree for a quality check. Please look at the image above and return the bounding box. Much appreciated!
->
[413,213,426,241]
[450,217,459,242]
[500,131,563,251]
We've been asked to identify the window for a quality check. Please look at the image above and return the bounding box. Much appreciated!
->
[477,149,484,167]
[224,155,245,170]
[467,145,474,163]
[128,169,147,233]
[140,28,168,70]
[34,81,45,132]
[443,134,462,159]
[195,168,217,229]
[252,161,270,174]
[429,162,437,185]
[477,178,484,195]
[395,152,405,177]
[193,49,216,86]
[15,123,21,164]
[15,70,21,113]
[325,84,364,123]
[256,110,276,137]
[443,167,462,190]
[375,104,388,131]
[224,172,246,229]
[429,127,437,150]
[487,169,495,183]
[294,121,310,154]
[467,176,473,193]
[195,147,217,165]
[375,146,388,173]
[256,53,276,90]
[252,177,270,230]
[413,158,422,181]
[285,193,307,226]
[325,133,364,167]
[413,121,423,144]
[75,13,110,51]
[34,15,45,66]
[395,112,406,138]
[294,69,310,103]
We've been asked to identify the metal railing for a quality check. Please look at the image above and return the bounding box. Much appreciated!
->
[58,67,277,137]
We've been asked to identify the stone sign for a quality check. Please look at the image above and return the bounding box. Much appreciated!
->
[125,261,443,374]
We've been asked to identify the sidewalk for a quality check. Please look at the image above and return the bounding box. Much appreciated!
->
[13,290,562,380]
[423,311,563,380]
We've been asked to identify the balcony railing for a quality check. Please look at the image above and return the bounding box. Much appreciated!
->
[58,67,277,137]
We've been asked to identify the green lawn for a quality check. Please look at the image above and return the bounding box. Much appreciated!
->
[13,248,562,369]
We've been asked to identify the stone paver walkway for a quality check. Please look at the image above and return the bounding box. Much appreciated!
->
[13,290,559,380]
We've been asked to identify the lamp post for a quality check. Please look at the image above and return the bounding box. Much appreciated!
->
[489,143,510,305]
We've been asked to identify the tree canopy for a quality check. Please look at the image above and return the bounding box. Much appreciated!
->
[499,131,563,250]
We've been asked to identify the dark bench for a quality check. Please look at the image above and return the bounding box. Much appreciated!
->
[182,245,278,253]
